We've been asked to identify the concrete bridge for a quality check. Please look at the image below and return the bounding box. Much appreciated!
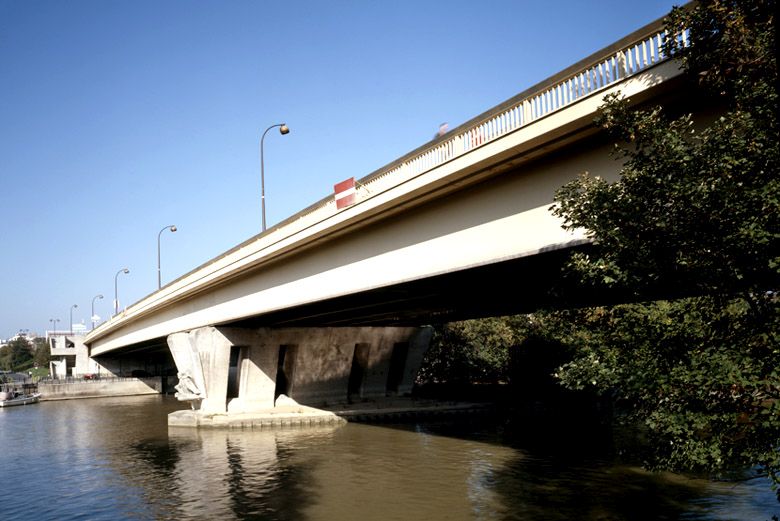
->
[83,16,694,423]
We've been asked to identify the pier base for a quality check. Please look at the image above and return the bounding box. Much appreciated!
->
[168,397,492,429]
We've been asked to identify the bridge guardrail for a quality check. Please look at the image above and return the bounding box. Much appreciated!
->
[271,19,688,235]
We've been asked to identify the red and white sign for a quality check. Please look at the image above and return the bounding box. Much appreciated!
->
[334,177,356,209]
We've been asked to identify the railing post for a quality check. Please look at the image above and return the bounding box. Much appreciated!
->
[617,50,628,79]
[523,100,531,124]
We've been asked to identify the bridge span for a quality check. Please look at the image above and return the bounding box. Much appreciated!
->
[83,17,694,421]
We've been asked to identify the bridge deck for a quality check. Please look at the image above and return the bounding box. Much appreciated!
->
[86,15,687,354]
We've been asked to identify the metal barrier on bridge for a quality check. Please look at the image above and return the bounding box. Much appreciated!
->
[272,21,689,235]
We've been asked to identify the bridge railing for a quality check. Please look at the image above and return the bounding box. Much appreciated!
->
[267,18,687,239]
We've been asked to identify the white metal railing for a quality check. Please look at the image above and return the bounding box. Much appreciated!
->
[272,24,687,235]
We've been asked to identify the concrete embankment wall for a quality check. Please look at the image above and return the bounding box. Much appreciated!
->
[39,377,163,401]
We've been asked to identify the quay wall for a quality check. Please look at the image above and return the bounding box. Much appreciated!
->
[38,377,163,400]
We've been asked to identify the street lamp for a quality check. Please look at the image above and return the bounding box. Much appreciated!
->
[91,294,104,330]
[260,123,290,231]
[49,318,60,336]
[69,304,78,334]
[114,268,130,316]
[157,225,177,289]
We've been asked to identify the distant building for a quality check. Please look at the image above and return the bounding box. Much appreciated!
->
[48,333,100,378]
[0,331,37,350]
[5,331,38,344]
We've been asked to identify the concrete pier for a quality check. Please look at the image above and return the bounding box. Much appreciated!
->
[167,326,433,427]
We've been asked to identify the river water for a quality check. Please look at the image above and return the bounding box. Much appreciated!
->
[0,395,776,520]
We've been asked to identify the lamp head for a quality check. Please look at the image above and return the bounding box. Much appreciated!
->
[72,304,78,309]
[123,268,130,274]
[170,225,177,232]
[279,124,290,135]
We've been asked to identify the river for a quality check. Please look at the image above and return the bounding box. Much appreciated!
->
[0,395,776,520]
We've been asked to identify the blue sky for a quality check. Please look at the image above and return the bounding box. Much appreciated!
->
[0,0,679,339]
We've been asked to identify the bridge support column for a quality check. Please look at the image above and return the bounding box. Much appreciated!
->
[268,326,433,407]
[168,326,236,414]
[167,325,433,423]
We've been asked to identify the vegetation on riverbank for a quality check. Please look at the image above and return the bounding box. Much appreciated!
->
[0,336,50,375]
[419,0,779,500]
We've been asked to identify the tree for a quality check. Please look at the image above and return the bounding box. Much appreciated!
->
[33,337,51,368]
[551,0,779,495]
[418,316,526,385]
[0,337,34,371]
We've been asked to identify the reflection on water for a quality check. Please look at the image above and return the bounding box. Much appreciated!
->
[0,395,776,520]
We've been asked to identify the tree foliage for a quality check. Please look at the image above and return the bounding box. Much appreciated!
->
[33,338,51,368]
[0,337,34,371]
[553,1,778,299]
[554,299,779,481]
[418,316,527,384]
[551,0,779,493]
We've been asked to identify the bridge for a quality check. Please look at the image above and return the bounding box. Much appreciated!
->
[83,16,693,423]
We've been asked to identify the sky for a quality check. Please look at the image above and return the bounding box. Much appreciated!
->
[0,0,681,339]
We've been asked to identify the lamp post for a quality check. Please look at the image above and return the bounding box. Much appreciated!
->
[69,304,78,334]
[114,268,130,316]
[91,294,104,330]
[157,225,177,289]
[260,123,290,231]
[49,318,60,336]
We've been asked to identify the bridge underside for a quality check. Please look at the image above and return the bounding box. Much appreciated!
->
[100,239,663,361]
[227,244,597,328]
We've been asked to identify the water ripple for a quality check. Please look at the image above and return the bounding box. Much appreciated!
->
[1,397,776,520]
